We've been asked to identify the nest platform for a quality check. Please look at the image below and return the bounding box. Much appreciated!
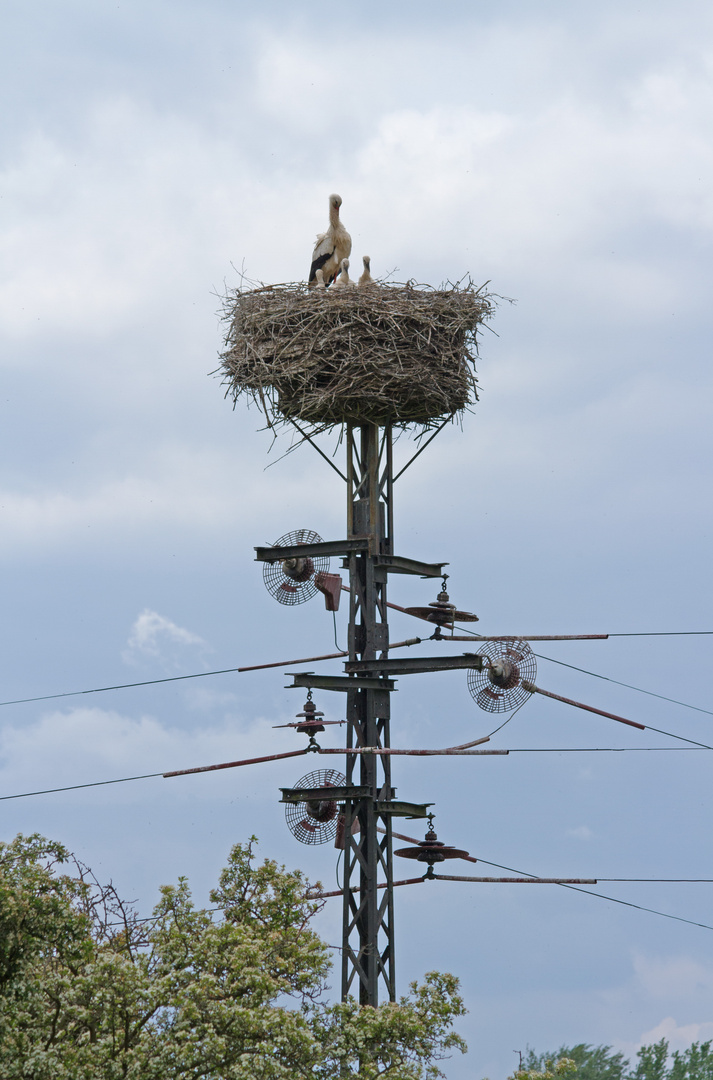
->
[219,280,495,431]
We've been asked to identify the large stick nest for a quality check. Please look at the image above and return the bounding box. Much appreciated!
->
[219,279,496,432]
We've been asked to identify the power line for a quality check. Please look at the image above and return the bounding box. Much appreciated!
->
[1,744,710,803]
[0,651,350,709]
[507,747,709,752]
[534,653,713,718]
[452,624,713,718]
[608,632,713,637]
[2,632,711,713]
[0,669,246,708]
[472,869,713,931]
[0,640,424,711]
[387,827,713,933]
[458,854,713,931]
[448,626,713,745]
[0,772,165,800]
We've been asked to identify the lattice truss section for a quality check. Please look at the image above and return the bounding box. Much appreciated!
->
[342,691,395,1003]
[341,423,396,1004]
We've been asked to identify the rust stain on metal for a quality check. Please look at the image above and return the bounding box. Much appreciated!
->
[164,747,308,778]
[307,876,426,899]
[237,650,348,673]
[523,682,646,730]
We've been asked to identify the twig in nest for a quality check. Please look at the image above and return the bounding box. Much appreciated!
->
[218,278,496,435]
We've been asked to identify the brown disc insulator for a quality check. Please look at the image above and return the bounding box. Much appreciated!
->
[404,588,478,626]
[403,605,479,626]
[395,828,470,866]
[294,698,325,734]
[296,719,325,734]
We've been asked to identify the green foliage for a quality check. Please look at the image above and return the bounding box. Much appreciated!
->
[0,833,467,1080]
[521,1040,713,1080]
[512,1055,578,1080]
[670,1041,713,1080]
[521,1044,627,1080]
[313,970,467,1080]
[630,1040,671,1080]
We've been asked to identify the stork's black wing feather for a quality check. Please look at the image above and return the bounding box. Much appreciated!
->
[309,249,334,283]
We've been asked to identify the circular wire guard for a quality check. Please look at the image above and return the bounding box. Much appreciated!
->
[285,768,346,845]
[263,529,330,606]
[467,638,537,713]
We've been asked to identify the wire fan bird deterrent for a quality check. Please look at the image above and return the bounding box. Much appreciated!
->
[262,529,330,606]
[467,638,537,713]
[285,768,346,845]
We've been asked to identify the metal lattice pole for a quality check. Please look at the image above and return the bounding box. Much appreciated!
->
[341,422,396,1004]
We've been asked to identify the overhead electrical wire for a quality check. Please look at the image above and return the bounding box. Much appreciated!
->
[1,630,711,712]
[0,772,166,800]
[451,623,713,718]
[507,746,707,752]
[476,857,713,932]
[0,639,420,709]
[383,827,713,932]
[0,658,343,708]
[0,623,710,774]
[531,652,713,718]
[608,631,713,637]
[1,742,710,803]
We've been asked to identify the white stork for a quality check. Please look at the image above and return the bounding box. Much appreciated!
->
[308,193,351,287]
[331,258,353,289]
[358,255,373,287]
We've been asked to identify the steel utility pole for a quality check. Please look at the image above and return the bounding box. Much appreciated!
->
[262,421,480,1006]
[341,422,395,1003]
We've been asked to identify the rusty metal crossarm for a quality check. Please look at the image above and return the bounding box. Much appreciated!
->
[318,747,509,757]
[371,555,447,578]
[309,876,427,900]
[345,654,484,676]
[376,800,432,818]
[287,672,396,692]
[279,784,371,804]
[255,538,369,562]
[164,746,308,778]
[521,681,646,731]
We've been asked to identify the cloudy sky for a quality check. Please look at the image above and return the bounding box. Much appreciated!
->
[2,1,713,1076]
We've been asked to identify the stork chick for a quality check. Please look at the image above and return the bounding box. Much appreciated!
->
[331,258,353,289]
[358,255,374,287]
[314,268,326,290]
[308,193,352,287]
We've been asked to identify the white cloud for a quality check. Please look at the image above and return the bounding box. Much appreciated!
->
[0,440,345,558]
[123,609,208,667]
[0,705,291,805]
[637,1016,713,1052]
[632,953,713,1001]
[1,10,713,1080]
[2,20,711,362]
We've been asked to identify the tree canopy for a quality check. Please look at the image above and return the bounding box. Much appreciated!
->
[519,1041,713,1080]
[0,832,466,1079]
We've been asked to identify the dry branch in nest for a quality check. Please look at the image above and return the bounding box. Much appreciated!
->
[218,279,495,432]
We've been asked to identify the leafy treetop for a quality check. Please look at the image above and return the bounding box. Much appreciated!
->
[0,832,466,1080]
